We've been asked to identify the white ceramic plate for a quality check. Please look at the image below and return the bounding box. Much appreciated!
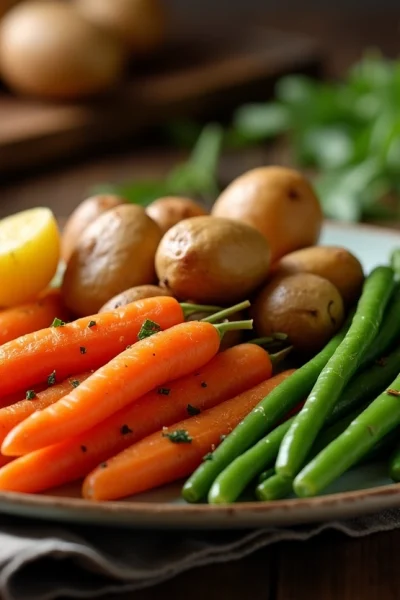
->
[0,220,400,529]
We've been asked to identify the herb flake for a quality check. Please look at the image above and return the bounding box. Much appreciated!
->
[70,379,80,388]
[25,390,37,400]
[47,370,56,386]
[80,346,87,354]
[158,387,170,396]
[203,452,213,461]
[88,320,96,328]
[187,404,200,416]
[120,424,133,435]
[138,319,161,340]
[51,317,65,327]
[162,429,192,444]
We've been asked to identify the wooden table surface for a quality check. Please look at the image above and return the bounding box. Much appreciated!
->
[2,8,400,600]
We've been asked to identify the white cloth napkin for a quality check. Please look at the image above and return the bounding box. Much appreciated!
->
[0,510,399,600]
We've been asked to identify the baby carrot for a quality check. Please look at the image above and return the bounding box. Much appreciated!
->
[0,344,271,493]
[0,296,183,398]
[0,289,69,345]
[2,320,252,456]
[0,372,92,445]
[82,370,294,501]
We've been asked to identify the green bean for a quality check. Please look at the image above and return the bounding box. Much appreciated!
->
[255,407,364,501]
[387,430,400,481]
[257,467,276,485]
[328,342,400,425]
[256,422,397,501]
[360,283,400,368]
[208,419,293,504]
[276,266,395,480]
[294,371,400,497]
[208,340,400,504]
[181,318,350,503]
[256,473,293,501]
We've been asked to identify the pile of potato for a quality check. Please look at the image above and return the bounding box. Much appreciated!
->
[60,166,365,355]
[0,0,166,100]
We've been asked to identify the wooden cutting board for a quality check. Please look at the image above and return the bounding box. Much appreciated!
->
[0,26,321,177]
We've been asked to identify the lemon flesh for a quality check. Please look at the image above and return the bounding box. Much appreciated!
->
[0,207,60,307]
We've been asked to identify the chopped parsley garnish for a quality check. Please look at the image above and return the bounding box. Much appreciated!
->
[100,462,108,468]
[187,404,200,416]
[51,317,65,327]
[88,320,96,328]
[137,319,161,340]
[25,390,37,400]
[47,370,56,386]
[158,387,170,396]
[80,346,87,354]
[70,380,80,388]
[203,452,213,461]
[220,434,227,442]
[162,429,192,443]
[120,424,133,435]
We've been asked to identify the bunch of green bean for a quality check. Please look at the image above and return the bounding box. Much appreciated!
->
[182,258,400,504]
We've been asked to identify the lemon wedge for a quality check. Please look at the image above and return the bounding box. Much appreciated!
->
[0,207,60,307]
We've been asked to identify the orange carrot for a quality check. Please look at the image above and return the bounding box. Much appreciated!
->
[0,296,183,398]
[0,371,93,445]
[82,370,295,501]
[0,289,69,346]
[0,344,272,493]
[2,320,232,457]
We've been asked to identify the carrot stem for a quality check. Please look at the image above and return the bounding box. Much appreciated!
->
[180,303,222,318]
[214,320,253,338]
[248,333,289,345]
[202,300,251,324]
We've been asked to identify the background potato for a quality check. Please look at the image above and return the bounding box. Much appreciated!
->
[99,284,172,312]
[211,166,323,263]
[0,1,126,99]
[274,246,364,306]
[146,196,208,235]
[62,204,162,316]
[251,272,344,354]
[74,0,166,56]
[155,216,271,304]
[61,195,126,263]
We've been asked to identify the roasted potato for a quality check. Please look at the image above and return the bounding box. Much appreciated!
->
[62,204,162,316]
[146,196,208,235]
[99,284,173,312]
[155,216,271,304]
[61,195,126,263]
[211,166,323,263]
[251,272,344,354]
[274,246,364,306]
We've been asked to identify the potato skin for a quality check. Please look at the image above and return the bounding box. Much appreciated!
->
[251,273,344,355]
[275,246,364,306]
[62,204,162,316]
[211,166,323,263]
[99,284,173,312]
[61,195,126,263]
[146,196,208,235]
[155,216,271,304]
